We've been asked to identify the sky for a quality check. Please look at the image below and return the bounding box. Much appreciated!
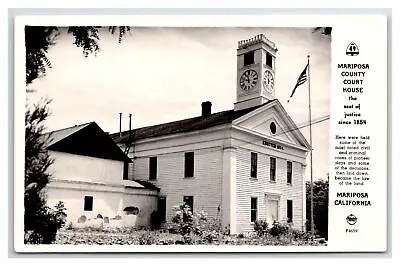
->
[26,27,331,181]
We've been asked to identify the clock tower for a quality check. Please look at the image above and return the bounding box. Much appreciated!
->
[234,34,278,111]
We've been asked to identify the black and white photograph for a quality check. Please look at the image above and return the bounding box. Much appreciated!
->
[22,24,332,248]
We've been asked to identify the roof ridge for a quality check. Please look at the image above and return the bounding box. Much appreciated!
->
[110,108,234,137]
[111,102,272,142]
[44,121,94,134]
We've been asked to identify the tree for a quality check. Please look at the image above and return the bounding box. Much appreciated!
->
[24,99,67,243]
[24,26,130,243]
[313,27,332,35]
[306,177,329,240]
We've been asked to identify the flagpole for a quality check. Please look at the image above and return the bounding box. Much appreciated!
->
[307,55,315,239]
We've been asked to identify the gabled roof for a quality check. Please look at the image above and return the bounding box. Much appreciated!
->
[44,122,131,162]
[111,101,273,143]
[232,100,311,150]
[44,122,92,147]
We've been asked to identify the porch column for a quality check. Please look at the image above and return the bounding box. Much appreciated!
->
[221,145,237,234]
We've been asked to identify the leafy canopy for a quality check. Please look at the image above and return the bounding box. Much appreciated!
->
[25,26,131,85]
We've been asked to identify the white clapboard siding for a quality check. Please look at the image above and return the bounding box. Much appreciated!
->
[235,147,304,233]
[132,147,224,222]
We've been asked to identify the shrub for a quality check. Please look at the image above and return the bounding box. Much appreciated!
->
[170,203,216,240]
[268,222,289,238]
[253,220,269,236]
[25,201,67,244]
[287,227,310,240]
[65,221,73,230]
[201,230,221,244]
[171,204,194,236]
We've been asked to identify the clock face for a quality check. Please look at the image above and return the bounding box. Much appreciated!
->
[263,70,274,93]
[240,69,258,91]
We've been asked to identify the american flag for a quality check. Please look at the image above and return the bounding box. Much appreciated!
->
[287,63,309,102]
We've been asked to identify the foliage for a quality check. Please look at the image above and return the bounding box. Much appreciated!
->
[25,27,59,86]
[138,231,156,245]
[169,203,225,245]
[24,201,67,244]
[25,26,131,85]
[313,27,332,35]
[24,26,131,244]
[268,222,289,238]
[24,99,67,244]
[55,226,326,246]
[171,204,195,236]
[306,178,329,239]
[253,220,269,236]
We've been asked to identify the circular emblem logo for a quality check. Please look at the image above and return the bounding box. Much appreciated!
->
[346,214,358,225]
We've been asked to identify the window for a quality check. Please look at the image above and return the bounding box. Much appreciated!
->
[266,52,273,68]
[287,161,292,184]
[184,152,194,178]
[243,51,255,66]
[270,157,276,182]
[123,162,129,180]
[84,196,93,211]
[158,197,166,222]
[287,200,293,223]
[250,152,258,178]
[123,206,139,215]
[251,197,258,222]
[149,156,157,180]
[183,196,194,213]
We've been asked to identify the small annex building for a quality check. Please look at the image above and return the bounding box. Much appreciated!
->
[44,121,159,227]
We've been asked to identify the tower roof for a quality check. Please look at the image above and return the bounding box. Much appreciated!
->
[237,34,277,51]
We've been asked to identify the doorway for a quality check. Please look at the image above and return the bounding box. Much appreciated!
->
[266,199,279,226]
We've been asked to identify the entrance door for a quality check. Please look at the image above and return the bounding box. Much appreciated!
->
[266,199,279,226]
[158,197,166,222]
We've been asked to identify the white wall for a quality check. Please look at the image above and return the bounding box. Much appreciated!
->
[123,190,158,227]
[235,145,306,233]
[46,186,123,223]
[46,183,158,227]
[48,151,124,185]
[129,128,228,224]
[133,147,224,223]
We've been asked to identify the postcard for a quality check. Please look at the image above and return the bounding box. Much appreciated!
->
[14,13,387,253]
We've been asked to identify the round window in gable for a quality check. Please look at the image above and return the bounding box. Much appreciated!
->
[270,122,277,135]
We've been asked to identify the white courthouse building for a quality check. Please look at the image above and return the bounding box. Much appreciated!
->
[110,34,311,233]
